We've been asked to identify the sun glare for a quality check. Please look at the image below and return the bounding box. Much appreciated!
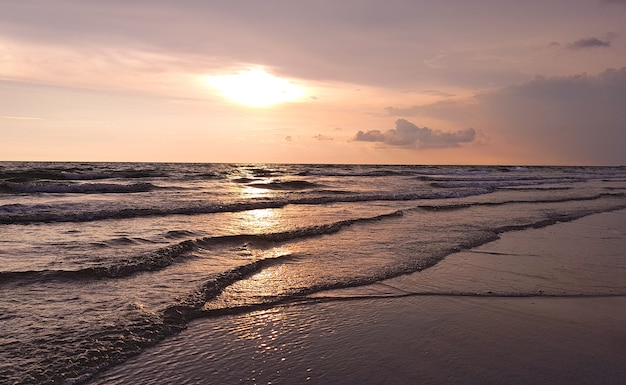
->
[206,67,305,107]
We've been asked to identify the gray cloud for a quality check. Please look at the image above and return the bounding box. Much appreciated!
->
[3,0,618,92]
[354,130,385,142]
[602,0,626,5]
[476,67,626,164]
[568,37,611,50]
[0,0,435,88]
[354,119,476,149]
[380,67,626,164]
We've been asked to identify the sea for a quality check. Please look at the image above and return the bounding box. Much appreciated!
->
[0,162,625,385]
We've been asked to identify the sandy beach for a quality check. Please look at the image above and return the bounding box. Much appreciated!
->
[88,209,626,385]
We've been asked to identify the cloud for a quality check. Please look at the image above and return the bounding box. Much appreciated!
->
[568,37,611,50]
[0,1,439,89]
[354,119,476,149]
[385,99,474,121]
[602,0,626,5]
[419,89,456,98]
[476,67,626,164]
[354,130,386,142]
[313,134,333,141]
[5,0,619,94]
[379,67,626,164]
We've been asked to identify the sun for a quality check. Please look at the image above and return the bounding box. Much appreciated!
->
[206,67,305,107]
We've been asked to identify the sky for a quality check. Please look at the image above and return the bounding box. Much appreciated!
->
[1,0,625,165]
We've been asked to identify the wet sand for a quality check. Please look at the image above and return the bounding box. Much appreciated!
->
[89,210,626,385]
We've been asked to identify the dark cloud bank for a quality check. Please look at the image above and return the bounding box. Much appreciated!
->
[480,68,626,163]
[379,67,626,164]
[476,67,626,165]
[354,119,476,149]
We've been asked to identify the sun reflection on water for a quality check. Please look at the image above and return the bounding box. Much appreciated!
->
[225,306,319,383]
[239,184,274,199]
[236,207,283,234]
[232,307,289,342]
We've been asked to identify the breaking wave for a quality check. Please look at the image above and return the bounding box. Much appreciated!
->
[0,211,404,284]
[0,189,486,224]
[246,180,322,190]
[0,181,158,194]
[0,168,167,182]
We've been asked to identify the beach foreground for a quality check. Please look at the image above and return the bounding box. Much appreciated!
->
[88,209,626,385]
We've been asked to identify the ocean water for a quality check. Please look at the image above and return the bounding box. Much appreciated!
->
[0,162,624,385]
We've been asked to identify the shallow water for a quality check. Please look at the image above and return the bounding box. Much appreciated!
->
[88,210,626,385]
[1,162,625,384]
[88,295,626,385]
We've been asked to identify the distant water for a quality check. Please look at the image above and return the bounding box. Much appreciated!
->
[1,162,625,385]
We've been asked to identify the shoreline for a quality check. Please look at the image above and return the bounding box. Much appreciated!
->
[88,209,626,385]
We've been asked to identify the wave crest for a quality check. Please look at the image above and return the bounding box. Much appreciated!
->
[0,181,157,194]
